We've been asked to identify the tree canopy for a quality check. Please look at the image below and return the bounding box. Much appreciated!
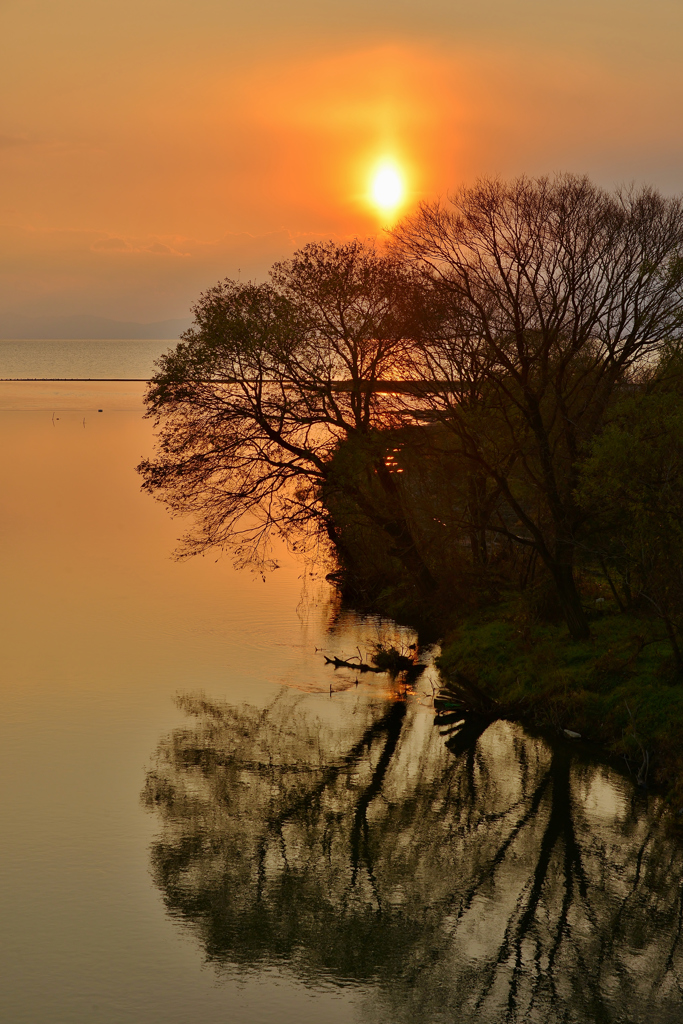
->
[390,174,683,637]
[139,174,683,640]
[138,239,417,566]
[578,346,683,665]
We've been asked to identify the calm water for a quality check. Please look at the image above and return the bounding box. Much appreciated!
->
[2,345,683,1023]
[0,338,174,380]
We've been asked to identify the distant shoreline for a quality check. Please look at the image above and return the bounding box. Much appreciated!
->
[0,374,149,378]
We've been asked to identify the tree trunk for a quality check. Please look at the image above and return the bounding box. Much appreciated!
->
[325,469,437,599]
[467,480,489,565]
[371,459,438,596]
[380,512,438,596]
[550,560,590,640]
[661,613,683,675]
[599,556,625,613]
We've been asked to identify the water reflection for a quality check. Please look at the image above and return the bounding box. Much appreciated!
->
[143,686,683,1022]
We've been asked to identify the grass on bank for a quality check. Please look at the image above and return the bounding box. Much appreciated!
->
[436,599,683,805]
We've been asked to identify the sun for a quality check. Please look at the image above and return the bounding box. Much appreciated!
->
[370,160,405,217]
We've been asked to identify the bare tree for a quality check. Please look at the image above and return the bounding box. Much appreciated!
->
[391,174,683,637]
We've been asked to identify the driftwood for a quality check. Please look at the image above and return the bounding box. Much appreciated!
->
[324,656,382,673]
[323,652,427,682]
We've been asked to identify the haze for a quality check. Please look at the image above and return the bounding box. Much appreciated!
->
[2,0,682,324]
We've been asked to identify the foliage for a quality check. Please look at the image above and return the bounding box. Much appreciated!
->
[578,348,683,666]
[138,240,417,567]
[437,602,683,785]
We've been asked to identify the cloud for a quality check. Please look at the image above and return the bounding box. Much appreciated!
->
[142,241,189,256]
[91,237,133,252]
[0,135,31,149]
[90,236,192,256]
[0,224,327,320]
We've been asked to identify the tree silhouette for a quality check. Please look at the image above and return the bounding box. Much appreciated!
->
[137,240,420,573]
[392,174,683,638]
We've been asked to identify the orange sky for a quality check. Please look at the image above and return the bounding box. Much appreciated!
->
[2,0,683,322]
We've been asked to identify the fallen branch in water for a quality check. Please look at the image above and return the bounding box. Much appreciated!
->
[324,655,382,673]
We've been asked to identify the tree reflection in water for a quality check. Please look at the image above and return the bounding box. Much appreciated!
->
[143,687,683,1022]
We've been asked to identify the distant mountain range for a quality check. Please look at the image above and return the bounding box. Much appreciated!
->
[0,313,193,340]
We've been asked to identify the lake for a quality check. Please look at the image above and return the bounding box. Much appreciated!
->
[0,338,173,380]
[1,343,683,1023]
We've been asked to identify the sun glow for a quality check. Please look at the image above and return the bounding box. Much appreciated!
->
[370,160,405,216]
